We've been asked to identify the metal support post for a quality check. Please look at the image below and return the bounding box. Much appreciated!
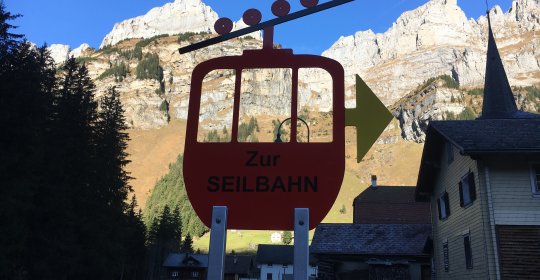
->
[294,208,309,280]
[207,206,227,280]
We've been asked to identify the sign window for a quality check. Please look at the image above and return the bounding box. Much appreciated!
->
[239,68,292,143]
[297,68,333,143]
[198,69,235,142]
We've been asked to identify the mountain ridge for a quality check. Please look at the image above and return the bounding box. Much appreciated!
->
[323,0,540,106]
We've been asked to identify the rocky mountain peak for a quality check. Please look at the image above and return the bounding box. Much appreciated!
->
[323,0,540,106]
[46,43,92,65]
[100,0,219,48]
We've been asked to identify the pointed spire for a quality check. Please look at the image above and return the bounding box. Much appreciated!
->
[479,14,519,119]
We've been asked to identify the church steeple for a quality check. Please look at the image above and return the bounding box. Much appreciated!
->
[479,14,519,119]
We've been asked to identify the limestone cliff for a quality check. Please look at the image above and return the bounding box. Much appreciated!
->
[323,0,540,106]
[49,0,540,137]
[100,0,218,48]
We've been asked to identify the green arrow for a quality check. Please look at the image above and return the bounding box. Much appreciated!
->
[345,74,394,163]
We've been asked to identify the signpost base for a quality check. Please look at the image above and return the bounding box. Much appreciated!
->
[294,208,309,280]
[207,206,227,280]
[206,207,311,280]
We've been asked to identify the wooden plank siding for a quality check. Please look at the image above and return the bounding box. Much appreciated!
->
[486,159,540,225]
[431,145,493,279]
[496,225,540,279]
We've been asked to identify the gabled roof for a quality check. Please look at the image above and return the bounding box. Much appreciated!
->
[163,253,257,274]
[311,223,431,257]
[162,253,209,268]
[224,255,254,275]
[256,244,315,265]
[416,119,540,197]
[353,186,431,224]
[354,185,417,203]
[432,119,540,154]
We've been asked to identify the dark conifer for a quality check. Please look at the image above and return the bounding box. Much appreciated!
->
[96,86,132,210]
[181,233,195,254]
[0,2,23,57]
[0,5,147,279]
[0,5,57,276]
[0,40,56,279]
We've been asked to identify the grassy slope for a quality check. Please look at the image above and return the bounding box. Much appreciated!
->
[125,119,186,208]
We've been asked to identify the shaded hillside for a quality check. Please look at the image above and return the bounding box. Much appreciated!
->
[143,154,208,237]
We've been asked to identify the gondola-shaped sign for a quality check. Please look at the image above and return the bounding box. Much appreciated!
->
[180,0,392,230]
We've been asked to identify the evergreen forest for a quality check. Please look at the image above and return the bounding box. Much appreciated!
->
[0,5,189,279]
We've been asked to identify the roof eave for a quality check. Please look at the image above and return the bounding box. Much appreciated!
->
[465,149,540,156]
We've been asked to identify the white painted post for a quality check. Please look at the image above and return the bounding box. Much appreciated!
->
[207,206,227,280]
[294,208,309,280]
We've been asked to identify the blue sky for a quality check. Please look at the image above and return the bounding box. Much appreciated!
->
[5,0,513,54]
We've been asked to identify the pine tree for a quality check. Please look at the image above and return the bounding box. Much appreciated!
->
[95,86,147,279]
[147,205,182,279]
[0,2,23,58]
[0,37,56,279]
[121,196,147,280]
[181,233,194,254]
[96,86,132,210]
[48,56,105,278]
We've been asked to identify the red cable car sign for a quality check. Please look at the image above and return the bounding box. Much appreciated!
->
[180,0,392,230]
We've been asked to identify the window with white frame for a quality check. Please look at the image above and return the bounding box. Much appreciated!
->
[437,192,450,220]
[531,164,540,195]
[459,172,477,207]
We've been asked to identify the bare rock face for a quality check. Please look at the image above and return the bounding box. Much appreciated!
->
[46,43,92,65]
[48,44,70,64]
[393,80,466,142]
[100,0,219,48]
[322,0,540,106]
[51,0,540,133]
[70,43,92,58]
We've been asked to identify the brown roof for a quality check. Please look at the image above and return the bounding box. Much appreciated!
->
[353,186,431,224]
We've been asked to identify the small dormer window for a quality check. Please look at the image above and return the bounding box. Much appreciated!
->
[531,164,540,195]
